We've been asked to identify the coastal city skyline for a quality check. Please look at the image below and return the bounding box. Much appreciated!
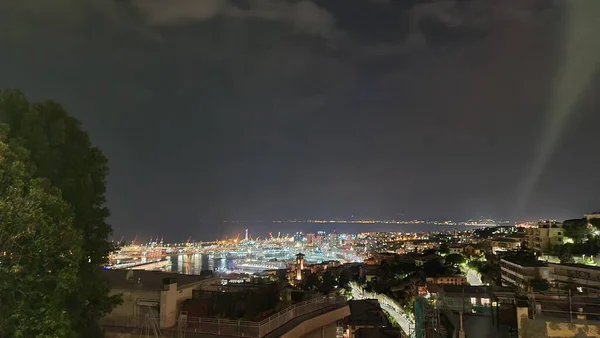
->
[2,1,599,336]
[120,217,566,243]
[2,0,599,241]
[115,215,583,243]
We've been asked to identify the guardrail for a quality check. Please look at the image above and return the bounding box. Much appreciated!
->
[257,294,345,336]
[102,294,347,337]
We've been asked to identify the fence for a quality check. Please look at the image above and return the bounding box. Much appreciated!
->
[257,294,345,336]
[101,294,347,337]
[527,292,600,322]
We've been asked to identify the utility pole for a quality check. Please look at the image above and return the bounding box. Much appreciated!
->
[458,312,466,338]
[569,289,573,323]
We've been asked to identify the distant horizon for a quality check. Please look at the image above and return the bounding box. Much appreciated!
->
[112,212,597,243]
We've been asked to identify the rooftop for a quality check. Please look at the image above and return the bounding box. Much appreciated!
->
[549,263,600,272]
[439,285,492,297]
[102,269,212,291]
[346,299,389,327]
[429,274,466,278]
[500,254,547,267]
[491,237,521,243]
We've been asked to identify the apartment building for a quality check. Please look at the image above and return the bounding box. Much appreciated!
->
[500,256,553,289]
[426,275,467,286]
[584,212,600,221]
[448,245,464,255]
[525,220,563,253]
[549,263,600,292]
[490,238,521,253]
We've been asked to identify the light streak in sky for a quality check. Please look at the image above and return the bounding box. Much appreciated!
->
[516,0,600,215]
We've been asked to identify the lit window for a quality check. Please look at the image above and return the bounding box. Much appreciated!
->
[471,297,477,305]
[481,298,490,306]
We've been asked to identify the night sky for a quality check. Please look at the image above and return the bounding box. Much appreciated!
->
[1,0,598,241]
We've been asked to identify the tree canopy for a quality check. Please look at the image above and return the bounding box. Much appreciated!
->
[319,270,337,293]
[303,272,319,291]
[439,243,450,255]
[444,253,466,267]
[0,89,119,336]
[0,133,83,337]
[423,258,445,277]
[529,278,550,292]
[563,218,591,243]
[558,244,574,263]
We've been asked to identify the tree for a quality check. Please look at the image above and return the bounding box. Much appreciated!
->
[558,244,574,264]
[319,270,336,293]
[439,243,450,255]
[563,218,591,243]
[276,269,289,285]
[477,262,501,286]
[423,258,445,277]
[338,268,353,290]
[0,133,83,337]
[0,89,120,336]
[530,278,550,292]
[445,253,466,267]
[304,273,319,291]
[590,218,600,230]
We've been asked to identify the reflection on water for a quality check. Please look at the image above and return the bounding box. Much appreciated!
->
[169,254,233,275]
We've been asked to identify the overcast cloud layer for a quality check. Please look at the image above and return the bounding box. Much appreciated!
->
[1,0,598,240]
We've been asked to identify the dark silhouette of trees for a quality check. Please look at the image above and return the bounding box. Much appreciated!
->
[423,258,445,277]
[0,130,83,337]
[558,245,574,263]
[563,218,591,243]
[319,270,336,293]
[530,278,550,292]
[304,273,319,291]
[0,89,120,336]
[444,254,466,267]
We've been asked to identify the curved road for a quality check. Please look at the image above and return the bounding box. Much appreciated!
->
[465,267,483,286]
[350,283,413,336]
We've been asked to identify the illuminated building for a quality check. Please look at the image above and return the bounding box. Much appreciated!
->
[525,220,563,253]
[296,252,305,280]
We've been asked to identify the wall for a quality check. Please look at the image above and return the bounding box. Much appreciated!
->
[301,322,337,338]
[175,284,198,314]
[106,288,160,319]
[516,306,600,338]
[160,281,178,328]
[279,306,350,338]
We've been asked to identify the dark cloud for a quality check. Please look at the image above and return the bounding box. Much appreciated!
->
[129,0,344,43]
[0,0,598,241]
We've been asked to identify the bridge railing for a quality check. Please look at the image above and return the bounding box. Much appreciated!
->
[183,317,260,337]
[101,294,347,337]
[257,294,346,336]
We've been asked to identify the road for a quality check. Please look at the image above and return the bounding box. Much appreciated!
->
[350,282,413,336]
[465,266,483,286]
